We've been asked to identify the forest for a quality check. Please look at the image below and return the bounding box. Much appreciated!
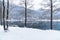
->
[0,0,60,30]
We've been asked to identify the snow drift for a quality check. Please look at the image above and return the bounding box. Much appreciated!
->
[0,25,60,40]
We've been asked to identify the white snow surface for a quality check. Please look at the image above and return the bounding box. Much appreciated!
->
[0,25,60,40]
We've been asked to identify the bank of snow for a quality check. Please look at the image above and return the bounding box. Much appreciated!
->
[0,25,60,40]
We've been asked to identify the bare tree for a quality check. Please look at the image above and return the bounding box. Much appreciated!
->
[50,0,53,29]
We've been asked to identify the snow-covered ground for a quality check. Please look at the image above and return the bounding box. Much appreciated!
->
[0,25,60,40]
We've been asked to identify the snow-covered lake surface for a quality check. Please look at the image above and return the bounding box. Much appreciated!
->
[0,25,60,40]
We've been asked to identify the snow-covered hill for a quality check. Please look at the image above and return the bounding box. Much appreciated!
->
[0,26,60,40]
[0,0,60,20]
